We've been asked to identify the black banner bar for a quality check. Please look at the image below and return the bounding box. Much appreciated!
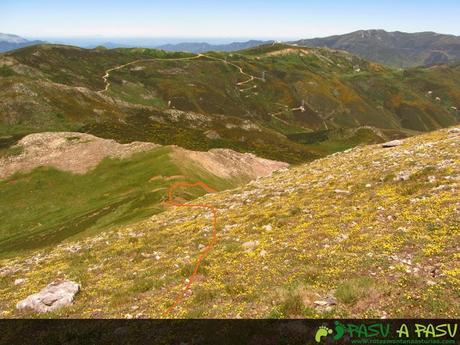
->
[0,319,458,345]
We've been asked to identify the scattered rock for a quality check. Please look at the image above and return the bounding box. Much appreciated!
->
[259,250,267,257]
[314,296,337,307]
[394,172,411,181]
[14,278,26,286]
[204,130,221,140]
[64,244,81,253]
[334,189,350,194]
[242,240,259,249]
[16,280,80,313]
[262,224,273,231]
[382,140,402,148]
[314,300,329,306]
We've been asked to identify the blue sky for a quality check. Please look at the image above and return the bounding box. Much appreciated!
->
[1,0,459,40]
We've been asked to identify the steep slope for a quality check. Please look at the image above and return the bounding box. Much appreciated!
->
[1,44,459,164]
[1,127,458,318]
[293,30,460,68]
[0,132,287,257]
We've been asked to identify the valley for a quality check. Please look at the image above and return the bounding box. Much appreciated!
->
[0,132,287,257]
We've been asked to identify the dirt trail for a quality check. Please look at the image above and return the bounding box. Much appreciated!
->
[162,181,218,316]
[98,54,204,93]
[98,53,263,94]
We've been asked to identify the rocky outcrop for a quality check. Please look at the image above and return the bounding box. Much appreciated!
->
[173,147,289,180]
[16,280,80,313]
[0,132,157,179]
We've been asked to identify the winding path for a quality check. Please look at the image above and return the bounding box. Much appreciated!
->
[97,53,263,94]
[97,54,204,94]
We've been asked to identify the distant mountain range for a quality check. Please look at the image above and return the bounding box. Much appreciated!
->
[2,30,460,68]
[292,29,460,68]
[0,33,46,53]
[156,40,274,53]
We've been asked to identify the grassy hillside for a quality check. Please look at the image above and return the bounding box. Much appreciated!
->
[1,44,458,163]
[1,127,458,318]
[0,133,286,258]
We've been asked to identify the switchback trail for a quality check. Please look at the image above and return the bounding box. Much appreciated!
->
[162,181,218,317]
[97,53,263,94]
[97,54,204,93]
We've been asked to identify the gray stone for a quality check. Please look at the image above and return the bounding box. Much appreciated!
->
[16,280,80,313]
[382,140,402,148]
[204,130,221,140]
[242,240,259,249]
[394,171,411,181]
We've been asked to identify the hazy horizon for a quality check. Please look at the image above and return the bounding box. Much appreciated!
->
[2,0,460,40]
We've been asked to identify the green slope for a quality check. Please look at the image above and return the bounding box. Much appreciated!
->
[0,146,236,257]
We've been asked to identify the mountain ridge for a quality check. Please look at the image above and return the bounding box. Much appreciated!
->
[0,33,46,53]
[292,29,460,68]
[1,43,458,165]
[156,40,273,53]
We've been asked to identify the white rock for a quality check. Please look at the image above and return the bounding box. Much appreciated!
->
[314,300,329,306]
[262,224,273,231]
[448,128,460,134]
[382,140,402,148]
[14,278,26,286]
[16,280,80,313]
[334,189,350,194]
[259,250,268,257]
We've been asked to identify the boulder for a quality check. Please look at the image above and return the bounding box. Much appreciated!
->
[16,280,80,313]
[382,140,402,148]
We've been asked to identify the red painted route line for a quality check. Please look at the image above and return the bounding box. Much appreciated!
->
[162,181,218,317]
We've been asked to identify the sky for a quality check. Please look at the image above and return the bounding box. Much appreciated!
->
[1,0,460,41]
